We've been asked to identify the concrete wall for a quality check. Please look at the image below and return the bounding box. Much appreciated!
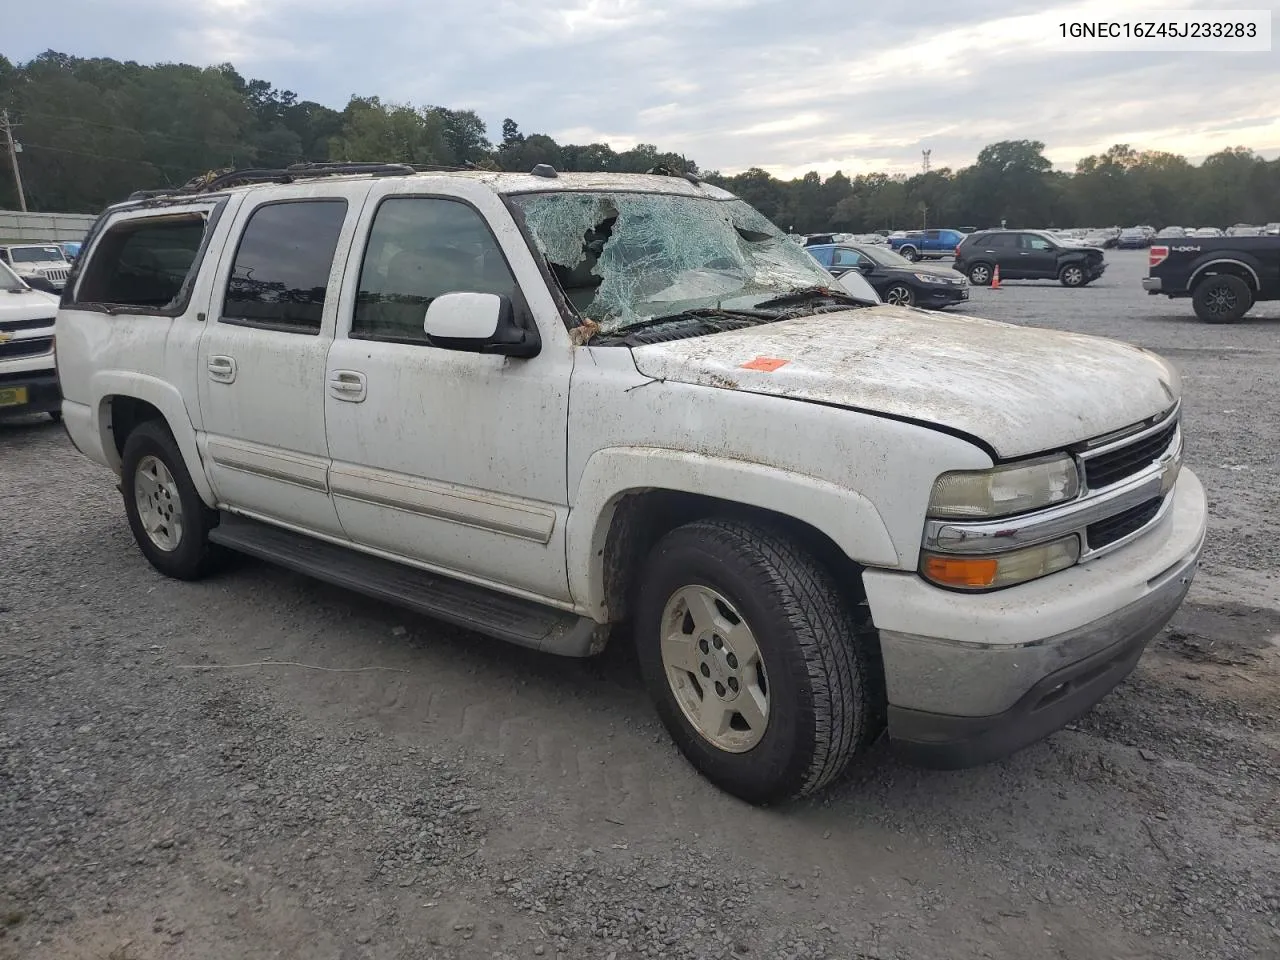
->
[0,210,99,244]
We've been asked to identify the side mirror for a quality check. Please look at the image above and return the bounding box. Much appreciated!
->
[857,260,876,274]
[423,292,540,358]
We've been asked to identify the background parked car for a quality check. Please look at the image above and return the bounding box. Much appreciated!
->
[1082,228,1119,249]
[808,241,969,308]
[1192,227,1224,237]
[1266,222,1280,236]
[1156,226,1187,239]
[954,229,1107,287]
[1226,224,1263,237]
[888,228,968,262]
[1117,228,1151,249]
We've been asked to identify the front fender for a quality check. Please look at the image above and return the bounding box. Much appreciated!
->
[90,371,215,506]
[566,447,900,618]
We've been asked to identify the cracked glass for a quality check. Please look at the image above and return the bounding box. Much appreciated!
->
[511,191,833,333]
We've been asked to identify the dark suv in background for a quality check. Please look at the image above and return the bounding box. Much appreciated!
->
[954,230,1107,287]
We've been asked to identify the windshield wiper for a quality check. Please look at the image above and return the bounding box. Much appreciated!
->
[750,285,862,310]
[590,307,777,346]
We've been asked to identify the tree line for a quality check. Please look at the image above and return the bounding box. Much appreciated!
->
[2,51,1277,232]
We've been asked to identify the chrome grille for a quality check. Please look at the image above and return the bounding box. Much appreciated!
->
[1086,498,1163,550]
[1081,412,1179,490]
[42,267,70,284]
[0,336,54,359]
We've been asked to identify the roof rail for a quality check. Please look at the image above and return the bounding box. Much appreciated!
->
[122,160,495,203]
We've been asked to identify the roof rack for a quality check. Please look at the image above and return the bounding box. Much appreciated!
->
[125,160,489,202]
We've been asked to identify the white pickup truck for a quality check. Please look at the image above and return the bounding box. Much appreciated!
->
[56,164,1206,803]
[0,259,60,420]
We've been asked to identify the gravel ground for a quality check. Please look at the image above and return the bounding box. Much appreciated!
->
[2,249,1278,960]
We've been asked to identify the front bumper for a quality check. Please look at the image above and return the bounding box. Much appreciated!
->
[0,371,61,417]
[919,285,968,306]
[1087,262,1108,279]
[863,469,1206,768]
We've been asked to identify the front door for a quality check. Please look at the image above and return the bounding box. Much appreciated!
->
[196,192,360,537]
[323,191,574,602]
[1016,233,1059,280]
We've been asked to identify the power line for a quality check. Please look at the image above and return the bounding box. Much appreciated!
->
[20,141,192,174]
[15,109,309,160]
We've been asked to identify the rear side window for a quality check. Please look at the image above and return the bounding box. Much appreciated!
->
[222,200,348,334]
[986,234,1016,249]
[75,214,209,310]
[808,247,834,267]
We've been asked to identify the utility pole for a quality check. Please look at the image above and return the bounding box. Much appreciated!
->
[2,109,28,212]
[922,149,932,174]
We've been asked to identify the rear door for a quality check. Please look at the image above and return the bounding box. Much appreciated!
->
[196,185,368,536]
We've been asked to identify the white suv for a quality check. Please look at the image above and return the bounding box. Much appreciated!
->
[0,259,60,420]
[0,243,72,292]
[56,163,1207,803]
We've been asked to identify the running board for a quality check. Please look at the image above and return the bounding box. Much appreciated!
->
[208,513,605,657]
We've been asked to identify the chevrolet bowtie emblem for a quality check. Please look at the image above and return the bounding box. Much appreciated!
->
[0,332,11,344]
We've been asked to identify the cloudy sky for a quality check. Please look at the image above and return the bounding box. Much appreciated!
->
[9,0,1279,178]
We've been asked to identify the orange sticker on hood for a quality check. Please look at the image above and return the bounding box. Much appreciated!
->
[741,356,790,372]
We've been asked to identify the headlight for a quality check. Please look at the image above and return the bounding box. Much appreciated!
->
[913,273,949,284]
[922,535,1081,590]
[928,454,1080,519]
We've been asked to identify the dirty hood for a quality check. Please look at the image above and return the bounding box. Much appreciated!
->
[629,306,1180,459]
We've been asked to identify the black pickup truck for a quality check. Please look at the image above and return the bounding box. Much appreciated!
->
[1143,237,1280,322]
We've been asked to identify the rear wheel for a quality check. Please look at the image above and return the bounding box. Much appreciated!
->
[898,246,920,262]
[968,262,993,286]
[884,283,915,307]
[121,420,226,580]
[635,518,881,804]
[1192,274,1252,323]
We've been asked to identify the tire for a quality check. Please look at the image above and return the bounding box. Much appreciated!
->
[898,246,919,262]
[48,410,62,423]
[1192,274,1252,324]
[884,283,915,307]
[1059,263,1087,287]
[968,262,993,286]
[635,518,882,805]
[120,420,226,580]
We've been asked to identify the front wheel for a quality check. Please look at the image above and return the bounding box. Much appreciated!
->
[884,283,915,307]
[1192,274,1252,323]
[121,420,226,580]
[635,519,882,804]
[1059,263,1087,287]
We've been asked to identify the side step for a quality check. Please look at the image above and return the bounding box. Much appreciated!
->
[208,513,605,657]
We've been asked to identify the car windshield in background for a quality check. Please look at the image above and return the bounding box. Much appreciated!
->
[11,246,66,263]
[510,191,835,333]
[866,246,915,268]
[0,259,27,290]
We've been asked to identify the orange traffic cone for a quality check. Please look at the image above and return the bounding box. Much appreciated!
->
[991,264,1002,289]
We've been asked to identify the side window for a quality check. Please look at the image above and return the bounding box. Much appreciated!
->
[75,214,209,310]
[1019,234,1053,251]
[925,230,940,240]
[987,234,1016,250]
[351,197,518,343]
[832,248,863,267]
[0,250,10,264]
[223,200,348,334]
[808,247,834,267]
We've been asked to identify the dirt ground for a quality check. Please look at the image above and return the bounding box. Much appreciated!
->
[2,249,1278,960]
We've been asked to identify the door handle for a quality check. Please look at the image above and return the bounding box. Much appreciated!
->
[328,370,367,402]
[208,355,237,383]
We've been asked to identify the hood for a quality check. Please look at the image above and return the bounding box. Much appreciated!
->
[629,306,1179,459]
[0,288,59,323]
[898,261,964,279]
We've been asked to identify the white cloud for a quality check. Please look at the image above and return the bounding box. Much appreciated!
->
[8,0,1279,176]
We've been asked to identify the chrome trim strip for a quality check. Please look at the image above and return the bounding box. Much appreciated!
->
[207,438,330,493]
[1077,403,1179,460]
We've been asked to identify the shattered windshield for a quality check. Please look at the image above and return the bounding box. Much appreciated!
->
[510,191,836,333]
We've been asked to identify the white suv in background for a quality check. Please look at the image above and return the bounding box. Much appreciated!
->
[0,244,73,293]
[0,259,60,421]
[56,163,1206,803]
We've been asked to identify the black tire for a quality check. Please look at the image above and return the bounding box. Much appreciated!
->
[884,283,915,307]
[968,262,993,286]
[1192,274,1252,324]
[635,519,882,805]
[48,410,62,423]
[1059,262,1087,287]
[898,246,919,262]
[120,420,225,580]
